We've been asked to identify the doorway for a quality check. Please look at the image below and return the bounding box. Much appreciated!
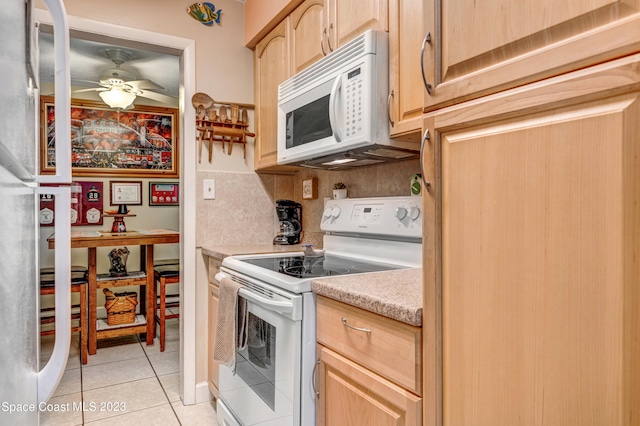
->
[34,8,198,405]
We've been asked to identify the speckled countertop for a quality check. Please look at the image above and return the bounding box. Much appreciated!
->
[201,244,303,259]
[312,268,423,327]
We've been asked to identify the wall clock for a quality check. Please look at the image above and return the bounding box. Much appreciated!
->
[302,177,318,199]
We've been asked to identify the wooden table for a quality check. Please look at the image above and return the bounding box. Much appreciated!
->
[48,229,179,355]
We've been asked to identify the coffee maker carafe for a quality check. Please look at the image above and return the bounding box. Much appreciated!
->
[273,199,302,245]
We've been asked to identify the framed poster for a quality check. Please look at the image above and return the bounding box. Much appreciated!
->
[149,182,179,206]
[40,96,179,178]
[39,181,104,226]
[110,181,142,206]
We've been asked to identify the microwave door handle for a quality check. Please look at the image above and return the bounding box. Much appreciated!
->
[328,75,343,142]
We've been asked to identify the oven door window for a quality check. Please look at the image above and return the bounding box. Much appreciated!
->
[218,298,301,426]
[285,95,332,149]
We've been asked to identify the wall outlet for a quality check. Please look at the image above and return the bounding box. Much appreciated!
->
[203,179,216,200]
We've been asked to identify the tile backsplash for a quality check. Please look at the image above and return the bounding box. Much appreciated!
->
[196,159,421,248]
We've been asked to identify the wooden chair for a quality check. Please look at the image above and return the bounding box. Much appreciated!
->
[153,259,180,352]
[40,266,88,365]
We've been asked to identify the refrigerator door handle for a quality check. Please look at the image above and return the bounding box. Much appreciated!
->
[37,0,71,184]
[36,186,71,403]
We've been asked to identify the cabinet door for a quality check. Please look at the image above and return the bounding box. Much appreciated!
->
[207,257,222,397]
[317,345,422,426]
[424,54,640,425]
[423,0,640,111]
[326,0,388,51]
[388,0,424,142]
[290,0,325,74]
[207,282,219,397]
[254,19,296,172]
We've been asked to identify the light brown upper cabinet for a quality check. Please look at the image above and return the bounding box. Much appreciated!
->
[422,0,640,111]
[323,0,388,54]
[290,0,325,75]
[388,0,425,142]
[422,53,640,426]
[289,0,390,74]
[253,19,297,172]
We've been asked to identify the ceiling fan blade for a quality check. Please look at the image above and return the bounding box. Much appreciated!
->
[137,90,177,105]
[127,79,164,91]
[72,87,107,93]
[71,78,102,86]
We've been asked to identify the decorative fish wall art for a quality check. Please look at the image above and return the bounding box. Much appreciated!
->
[187,2,222,26]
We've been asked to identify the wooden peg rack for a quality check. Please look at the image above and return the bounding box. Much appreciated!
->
[191,92,256,162]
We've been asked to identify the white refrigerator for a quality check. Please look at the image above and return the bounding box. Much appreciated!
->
[0,0,73,423]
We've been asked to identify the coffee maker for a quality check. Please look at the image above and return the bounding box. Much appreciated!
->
[273,199,302,245]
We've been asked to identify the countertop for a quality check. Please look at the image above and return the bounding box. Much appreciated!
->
[201,244,304,259]
[311,268,423,327]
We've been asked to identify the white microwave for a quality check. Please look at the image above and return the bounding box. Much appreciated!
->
[277,30,418,169]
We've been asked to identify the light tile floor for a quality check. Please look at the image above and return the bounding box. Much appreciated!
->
[40,312,218,426]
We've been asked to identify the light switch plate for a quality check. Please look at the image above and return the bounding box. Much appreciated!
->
[203,179,215,199]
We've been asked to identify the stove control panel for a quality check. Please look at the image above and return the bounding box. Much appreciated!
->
[321,196,422,239]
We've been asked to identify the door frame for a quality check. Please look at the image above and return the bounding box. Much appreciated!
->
[34,9,200,404]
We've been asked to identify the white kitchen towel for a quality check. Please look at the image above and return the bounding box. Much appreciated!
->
[213,277,247,374]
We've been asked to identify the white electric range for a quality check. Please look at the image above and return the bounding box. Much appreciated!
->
[215,196,422,426]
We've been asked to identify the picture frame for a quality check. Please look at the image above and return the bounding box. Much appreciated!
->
[110,181,142,206]
[40,96,179,178]
[302,177,318,200]
[39,181,104,227]
[149,182,179,206]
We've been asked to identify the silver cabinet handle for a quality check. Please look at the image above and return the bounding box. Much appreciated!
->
[420,32,433,95]
[321,28,327,56]
[420,128,432,193]
[312,357,320,398]
[387,90,395,126]
[327,23,334,52]
[341,317,371,333]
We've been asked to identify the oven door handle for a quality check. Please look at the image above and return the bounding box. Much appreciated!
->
[215,272,294,314]
[239,288,294,314]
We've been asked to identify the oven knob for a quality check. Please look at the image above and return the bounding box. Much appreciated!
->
[395,207,407,220]
[408,207,421,221]
[323,207,333,218]
[331,206,341,218]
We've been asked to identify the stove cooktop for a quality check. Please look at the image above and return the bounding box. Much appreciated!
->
[239,254,403,279]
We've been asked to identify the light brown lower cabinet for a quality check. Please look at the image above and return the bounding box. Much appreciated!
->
[316,345,422,426]
[315,296,422,425]
[207,257,221,398]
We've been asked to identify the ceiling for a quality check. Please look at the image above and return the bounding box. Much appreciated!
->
[38,28,180,108]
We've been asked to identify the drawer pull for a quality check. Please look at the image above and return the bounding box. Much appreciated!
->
[341,317,371,333]
[312,358,320,398]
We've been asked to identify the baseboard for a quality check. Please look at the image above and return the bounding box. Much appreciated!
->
[195,381,213,404]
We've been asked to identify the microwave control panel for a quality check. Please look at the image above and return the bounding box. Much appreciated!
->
[321,196,421,239]
[344,67,364,139]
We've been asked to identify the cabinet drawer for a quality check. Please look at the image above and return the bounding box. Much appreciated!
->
[316,296,422,395]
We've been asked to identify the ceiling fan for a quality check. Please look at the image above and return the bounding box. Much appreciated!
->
[74,49,176,109]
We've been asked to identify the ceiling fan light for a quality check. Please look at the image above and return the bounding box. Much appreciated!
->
[99,88,135,109]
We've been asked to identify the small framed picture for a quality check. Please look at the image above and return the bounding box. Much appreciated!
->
[302,177,318,200]
[110,181,142,205]
[149,182,179,206]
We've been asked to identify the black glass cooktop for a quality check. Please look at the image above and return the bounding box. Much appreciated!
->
[240,254,402,279]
